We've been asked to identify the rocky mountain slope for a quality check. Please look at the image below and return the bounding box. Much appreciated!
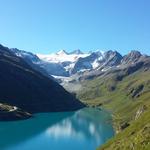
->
[0,44,84,117]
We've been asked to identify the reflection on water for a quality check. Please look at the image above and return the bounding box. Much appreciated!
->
[0,108,114,150]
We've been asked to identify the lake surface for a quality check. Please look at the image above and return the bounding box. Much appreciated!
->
[0,108,114,150]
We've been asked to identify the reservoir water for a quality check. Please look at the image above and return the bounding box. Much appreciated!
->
[0,108,114,150]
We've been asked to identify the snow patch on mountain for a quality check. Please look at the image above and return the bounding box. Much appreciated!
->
[37,50,89,63]
[92,59,100,69]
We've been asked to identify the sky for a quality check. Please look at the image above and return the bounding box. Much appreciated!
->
[0,0,150,55]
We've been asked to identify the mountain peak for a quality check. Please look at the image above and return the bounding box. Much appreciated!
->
[56,50,68,55]
[129,50,142,56]
[69,49,83,55]
[121,50,142,65]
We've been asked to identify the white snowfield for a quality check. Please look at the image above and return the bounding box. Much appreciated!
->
[37,50,89,63]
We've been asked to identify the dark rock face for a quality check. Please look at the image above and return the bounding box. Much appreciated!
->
[78,53,150,83]
[106,51,123,65]
[98,51,123,69]
[71,51,122,74]
[121,50,142,65]
[71,52,101,74]
[0,44,84,113]
[130,84,144,98]
[120,122,130,130]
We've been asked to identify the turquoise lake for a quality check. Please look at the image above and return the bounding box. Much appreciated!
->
[0,108,114,150]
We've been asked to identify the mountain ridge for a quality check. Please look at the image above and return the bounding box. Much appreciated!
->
[8,46,149,78]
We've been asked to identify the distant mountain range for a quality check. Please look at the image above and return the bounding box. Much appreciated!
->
[9,47,149,79]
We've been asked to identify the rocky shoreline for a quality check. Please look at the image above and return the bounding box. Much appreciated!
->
[0,103,32,121]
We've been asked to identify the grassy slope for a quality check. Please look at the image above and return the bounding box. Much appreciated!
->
[77,69,150,149]
[97,109,150,150]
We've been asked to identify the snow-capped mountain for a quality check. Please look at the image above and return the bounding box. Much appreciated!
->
[10,48,54,78]
[70,51,122,74]
[36,49,90,76]
[37,49,89,63]
[37,49,123,76]
[8,47,148,79]
[11,48,40,63]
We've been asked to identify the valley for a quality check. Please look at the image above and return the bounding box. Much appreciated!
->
[0,43,149,150]
[1,1,149,150]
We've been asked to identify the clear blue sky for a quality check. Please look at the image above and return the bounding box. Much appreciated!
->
[0,0,150,55]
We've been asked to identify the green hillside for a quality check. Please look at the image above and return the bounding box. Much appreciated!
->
[97,108,150,150]
[77,69,150,149]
